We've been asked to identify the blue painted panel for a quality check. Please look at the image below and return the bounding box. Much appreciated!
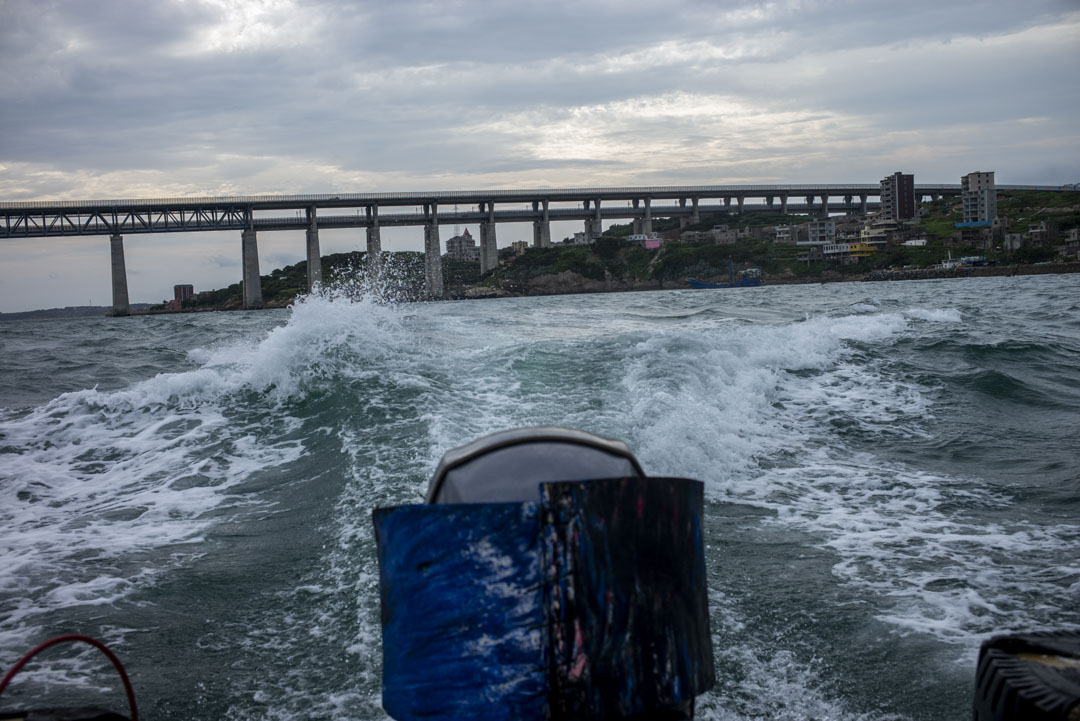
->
[373,502,548,721]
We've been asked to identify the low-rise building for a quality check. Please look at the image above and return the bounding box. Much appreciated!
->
[1027,222,1050,247]
[822,242,876,265]
[772,225,795,244]
[680,230,713,243]
[1003,232,1025,251]
[1057,228,1080,259]
[798,219,835,246]
[710,224,751,244]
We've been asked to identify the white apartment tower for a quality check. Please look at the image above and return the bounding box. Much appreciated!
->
[961,171,997,224]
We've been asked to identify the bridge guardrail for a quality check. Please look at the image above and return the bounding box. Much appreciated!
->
[0,183,982,211]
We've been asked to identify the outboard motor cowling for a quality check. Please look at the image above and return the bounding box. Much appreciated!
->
[374,427,715,720]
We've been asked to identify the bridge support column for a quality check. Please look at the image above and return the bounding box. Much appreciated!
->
[932,193,941,202]
[242,228,263,309]
[305,207,321,292]
[679,198,688,228]
[736,196,744,214]
[724,197,732,209]
[584,199,602,240]
[366,204,382,276]
[424,203,443,298]
[643,197,652,235]
[692,197,700,224]
[860,195,868,214]
[540,200,550,247]
[820,195,830,216]
[480,202,498,273]
[109,234,129,317]
[780,195,788,215]
[531,201,551,248]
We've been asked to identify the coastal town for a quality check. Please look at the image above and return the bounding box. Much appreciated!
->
[136,171,1079,312]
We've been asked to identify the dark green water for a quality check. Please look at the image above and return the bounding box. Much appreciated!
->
[1,274,1078,720]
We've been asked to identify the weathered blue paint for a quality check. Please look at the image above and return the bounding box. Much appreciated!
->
[374,501,548,721]
[542,477,714,719]
[373,477,713,721]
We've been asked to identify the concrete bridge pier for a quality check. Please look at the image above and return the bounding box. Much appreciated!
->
[109,234,129,317]
[643,197,653,234]
[678,198,688,228]
[931,193,941,202]
[584,199,602,240]
[632,199,641,235]
[820,195,830,216]
[532,202,542,248]
[479,201,498,273]
[765,196,774,209]
[724,197,732,210]
[305,206,321,291]
[736,196,745,214]
[691,197,700,224]
[423,203,443,298]
[780,195,788,214]
[540,200,551,247]
[366,204,382,276]
[242,224,263,309]
[531,200,551,248]
[860,195,868,214]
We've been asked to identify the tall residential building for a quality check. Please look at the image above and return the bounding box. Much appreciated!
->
[961,171,996,224]
[445,228,480,261]
[173,284,194,302]
[880,171,915,222]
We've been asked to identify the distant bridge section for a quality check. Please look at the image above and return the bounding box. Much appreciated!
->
[1,183,1070,313]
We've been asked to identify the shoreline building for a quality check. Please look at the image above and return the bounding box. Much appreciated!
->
[445,228,480,262]
[956,171,997,248]
[880,172,915,222]
[961,171,997,224]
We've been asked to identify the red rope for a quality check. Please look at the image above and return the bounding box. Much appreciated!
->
[0,633,138,721]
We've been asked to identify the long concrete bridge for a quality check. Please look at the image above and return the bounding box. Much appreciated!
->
[0,183,1065,313]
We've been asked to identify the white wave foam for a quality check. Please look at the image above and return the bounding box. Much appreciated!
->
[599,304,1074,653]
[903,307,962,323]
[0,288,408,658]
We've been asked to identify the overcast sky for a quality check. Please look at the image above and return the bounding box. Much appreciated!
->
[1,0,1078,312]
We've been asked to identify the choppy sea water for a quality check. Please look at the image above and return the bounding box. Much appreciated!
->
[1,274,1078,720]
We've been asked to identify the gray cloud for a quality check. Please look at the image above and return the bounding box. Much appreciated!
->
[204,255,240,268]
[1,0,1078,310]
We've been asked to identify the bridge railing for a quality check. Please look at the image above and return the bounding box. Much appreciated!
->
[0,183,977,211]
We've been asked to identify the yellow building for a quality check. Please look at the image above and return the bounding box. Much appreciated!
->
[848,242,876,260]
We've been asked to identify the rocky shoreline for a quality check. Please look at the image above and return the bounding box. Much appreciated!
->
[491,261,1080,297]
